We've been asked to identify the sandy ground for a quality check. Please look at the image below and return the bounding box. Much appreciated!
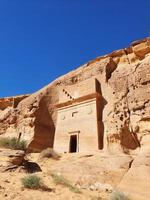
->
[0,150,133,200]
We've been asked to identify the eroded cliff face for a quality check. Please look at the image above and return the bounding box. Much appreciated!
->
[0,37,149,154]
[0,95,29,136]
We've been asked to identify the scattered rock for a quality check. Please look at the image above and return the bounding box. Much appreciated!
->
[83,182,113,192]
[0,149,25,172]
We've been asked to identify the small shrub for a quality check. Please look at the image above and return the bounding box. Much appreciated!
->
[9,137,27,150]
[0,137,27,150]
[110,190,129,200]
[39,148,61,160]
[21,175,42,189]
[51,173,81,194]
[21,175,52,192]
[0,137,10,148]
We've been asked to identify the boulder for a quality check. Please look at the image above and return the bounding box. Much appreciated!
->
[0,149,25,171]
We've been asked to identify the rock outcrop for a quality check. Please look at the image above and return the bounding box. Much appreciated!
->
[0,37,150,200]
[0,149,25,172]
[0,95,29,136]
[0,37,149,154]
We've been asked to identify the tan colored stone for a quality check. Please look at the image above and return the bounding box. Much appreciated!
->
[0,37,149,154]
[0,149,25,170]
[54,78,103,153]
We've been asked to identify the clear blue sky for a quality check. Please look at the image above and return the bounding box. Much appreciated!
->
[0,0,149,97]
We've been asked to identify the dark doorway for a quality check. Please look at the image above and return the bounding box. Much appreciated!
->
[69,135,77,153]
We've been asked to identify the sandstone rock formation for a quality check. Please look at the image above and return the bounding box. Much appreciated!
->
[0,37,149,154]
[0,95,29,136]
[0,37,150,200]
[0,149,25,172]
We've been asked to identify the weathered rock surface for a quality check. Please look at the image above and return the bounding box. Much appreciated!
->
[0,149,25,172]
[118,146,150,200]
[0,37,149,154]
[47,152,133,187]
[0,95,29,136]
[0,37,149,199]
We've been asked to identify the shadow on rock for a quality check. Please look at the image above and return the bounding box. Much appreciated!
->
[23,161,42,173]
